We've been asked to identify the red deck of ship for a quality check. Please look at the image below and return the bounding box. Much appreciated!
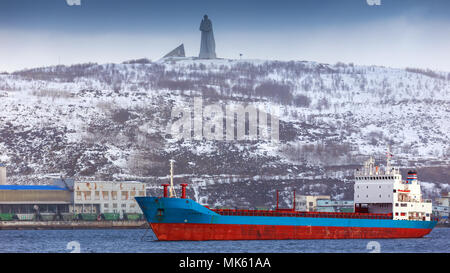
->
[210,208,394,220]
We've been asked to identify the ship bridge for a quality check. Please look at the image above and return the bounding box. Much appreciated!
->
[353,153,432,221]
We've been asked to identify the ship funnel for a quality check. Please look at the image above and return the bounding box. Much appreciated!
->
[406,170,417,184]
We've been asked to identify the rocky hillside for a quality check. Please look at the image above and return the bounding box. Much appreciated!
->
[0,58,449,207]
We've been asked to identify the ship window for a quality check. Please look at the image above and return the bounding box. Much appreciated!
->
[379,186,381,189]
[102,191,109,200]
[393,189,396,193]
[379,195,381,198]
[366,195,368,198]
[395,203,399,207]
[84,191,91,200]
[395,212,399,216]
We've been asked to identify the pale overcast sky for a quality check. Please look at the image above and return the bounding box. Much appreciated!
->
[1,0,450,72]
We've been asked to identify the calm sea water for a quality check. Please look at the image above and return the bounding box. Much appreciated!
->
[0,227,448,253]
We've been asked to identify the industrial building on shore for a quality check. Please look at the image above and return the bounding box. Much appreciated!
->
[0,164,146,221]
[69,180,146,220]
[433,193,449,224]
[295,195,354,213]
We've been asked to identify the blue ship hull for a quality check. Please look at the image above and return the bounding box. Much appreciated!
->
[135,197,437,241]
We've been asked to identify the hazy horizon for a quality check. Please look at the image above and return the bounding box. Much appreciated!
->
[1,0,450,72]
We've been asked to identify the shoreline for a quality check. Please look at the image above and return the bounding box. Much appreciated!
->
[0,220,148,230]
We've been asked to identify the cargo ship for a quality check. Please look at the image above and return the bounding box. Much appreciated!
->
[136,153,438,241]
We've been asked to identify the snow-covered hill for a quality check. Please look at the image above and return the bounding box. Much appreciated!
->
[0,58,449,207]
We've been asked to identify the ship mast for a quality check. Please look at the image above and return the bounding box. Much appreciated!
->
[386,145,392,175]
[169,159,177,198]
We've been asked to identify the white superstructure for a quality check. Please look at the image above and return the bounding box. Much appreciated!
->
[354,149,432,221]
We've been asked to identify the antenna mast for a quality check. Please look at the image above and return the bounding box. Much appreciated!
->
[169,159,177,198]
[386,145,392,174]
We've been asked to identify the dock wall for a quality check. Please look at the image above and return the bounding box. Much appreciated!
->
[0,220,147,230]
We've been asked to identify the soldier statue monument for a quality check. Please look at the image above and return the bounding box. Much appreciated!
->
[199,15,217,59]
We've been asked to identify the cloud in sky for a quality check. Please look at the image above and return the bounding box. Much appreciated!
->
[1,0,449,72]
